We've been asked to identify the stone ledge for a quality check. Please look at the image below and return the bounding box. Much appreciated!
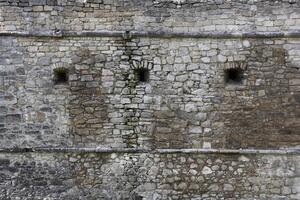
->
[157,148,300,155]
[1,30,300,39]
[0,147,299,155]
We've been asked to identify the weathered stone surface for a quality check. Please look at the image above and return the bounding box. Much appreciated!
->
[0,152,297,200]
[0,0,300,199]
[202,166,213,175]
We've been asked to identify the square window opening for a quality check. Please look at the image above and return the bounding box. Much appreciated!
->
[135,68,149,83]
[53,67,69,84]
[224,68,243,84]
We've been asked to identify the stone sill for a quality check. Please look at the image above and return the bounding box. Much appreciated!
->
[0,147,299,155]
[1,30,300,39]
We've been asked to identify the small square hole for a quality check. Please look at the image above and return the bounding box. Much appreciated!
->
[135,68,149,83]
[53,67,68,84]
[224,68,243,84]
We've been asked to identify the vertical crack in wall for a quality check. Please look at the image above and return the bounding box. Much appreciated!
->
[121,31,140,148]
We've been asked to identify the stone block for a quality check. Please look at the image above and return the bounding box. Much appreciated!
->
[5,114,21,124]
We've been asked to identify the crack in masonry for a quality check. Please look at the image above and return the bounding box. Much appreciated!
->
[121,30,140,148]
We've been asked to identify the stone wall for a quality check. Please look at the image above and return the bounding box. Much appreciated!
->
[1,0,300,199]
[1,0,300,34]
[0,151,299,200]
[0,36,299,149]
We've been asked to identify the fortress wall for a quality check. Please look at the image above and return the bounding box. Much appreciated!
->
[1,0,300,199]
[1,0,300,34]
[0,36,299,149]
[0,151,299,200]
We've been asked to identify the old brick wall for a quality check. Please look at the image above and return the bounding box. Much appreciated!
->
[0,0,300,199]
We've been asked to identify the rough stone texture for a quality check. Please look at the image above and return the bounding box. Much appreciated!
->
[0,0,300,199]
[0,37,299,149]
[1,0,300,34]
[0,152,299,200]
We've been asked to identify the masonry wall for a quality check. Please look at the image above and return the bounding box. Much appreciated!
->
[1,0,300,199]
[1,0,300,34]
[1,36,299,149]
[0,152,299,200]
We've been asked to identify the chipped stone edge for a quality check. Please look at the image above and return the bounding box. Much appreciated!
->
[0,147,299,155]
[1,31,300,39]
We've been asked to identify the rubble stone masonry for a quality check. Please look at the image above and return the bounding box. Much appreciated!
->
[0,0,300,199]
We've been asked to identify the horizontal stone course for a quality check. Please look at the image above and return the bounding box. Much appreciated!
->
[3,30,300,38]
[1,147,300,155]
